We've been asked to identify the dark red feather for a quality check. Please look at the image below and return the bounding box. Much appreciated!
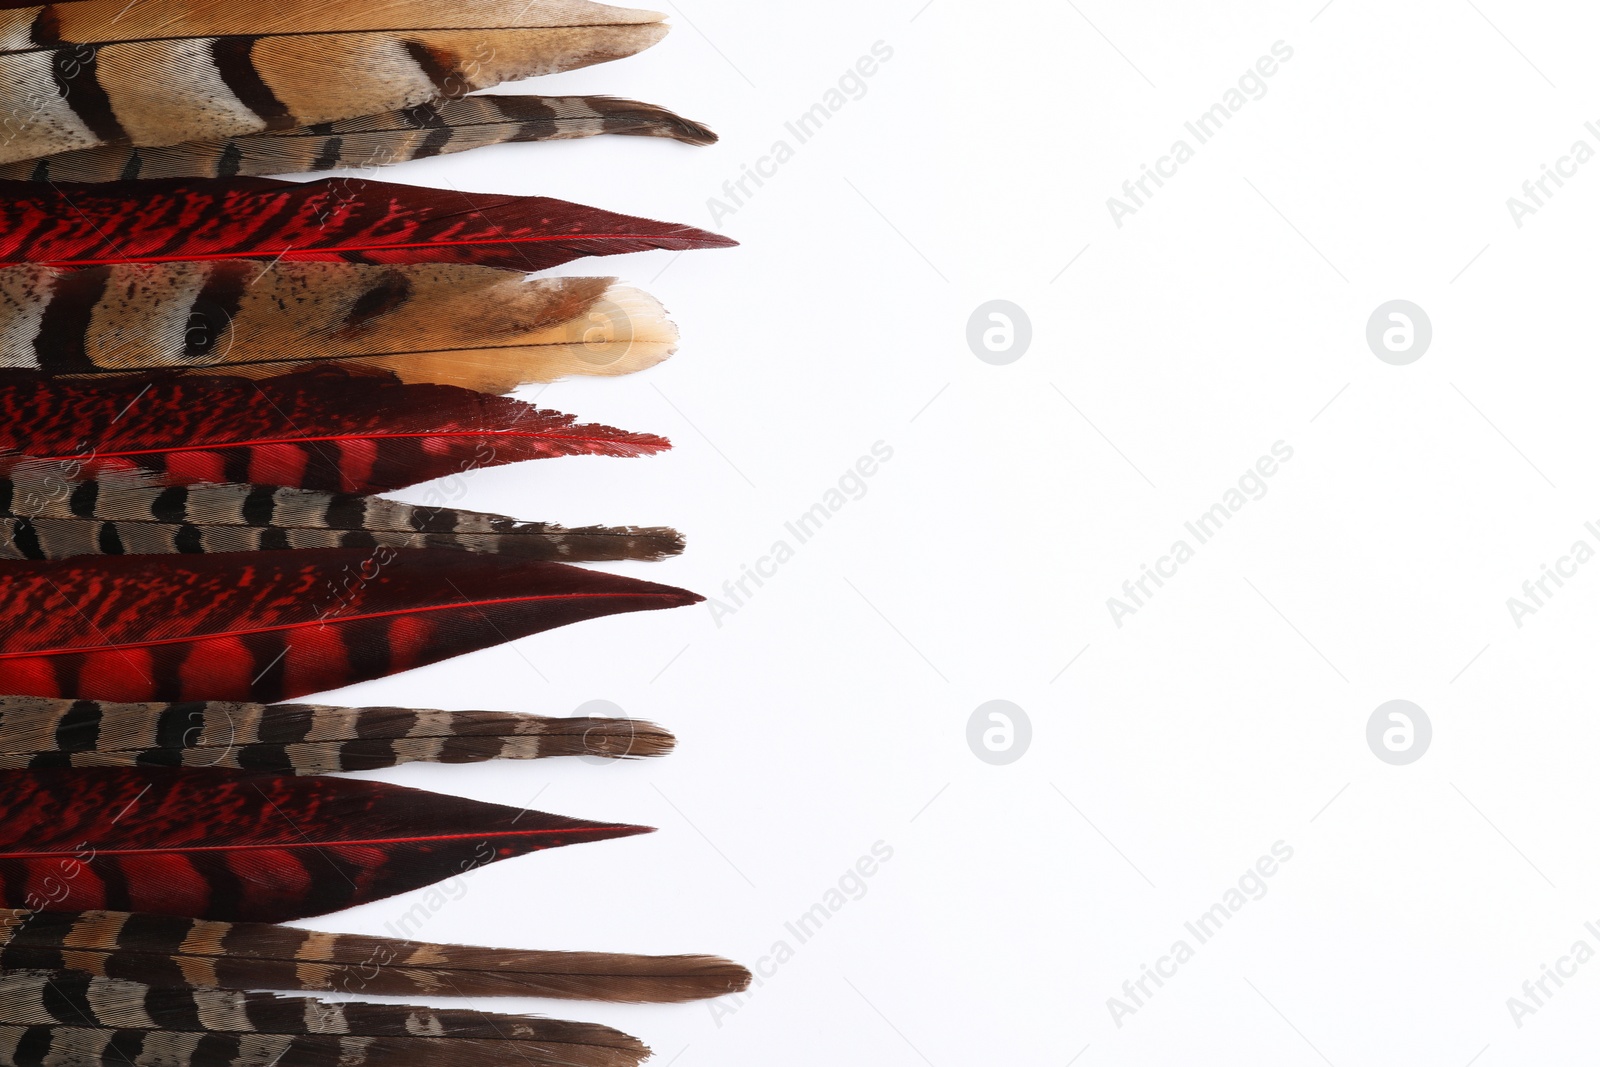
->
[0,176,736,270]
[0,367,668,493]
[0,548,702,703]
[0,767,651,922]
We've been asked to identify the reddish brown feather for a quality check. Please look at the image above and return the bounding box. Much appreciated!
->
[0,548,703,703]
[0,367,668,493]
[0,177,736,270]
[0,768,651,922]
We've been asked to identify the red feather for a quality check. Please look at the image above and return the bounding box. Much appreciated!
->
[0,367,668,493]
[0,548,702,703]
[0,176,736,270]
[0,767,651,922]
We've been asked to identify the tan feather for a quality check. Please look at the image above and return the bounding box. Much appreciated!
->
[0,23,670,164]
[0,261,678,392]
[0,0,663,51]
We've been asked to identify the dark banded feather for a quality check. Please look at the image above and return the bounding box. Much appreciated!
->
[0,547,702,703]
[0,95,717,182]
[0,768,652,921]
[0,263,677,391]
[0,461,685,562]
[0,5,671,166]
[0,971,650,1067]
[0,696,675,772]
[0,177,736,271]
[0,368,672,495]
[0,1023,647,1067]
[0,911,751,1003]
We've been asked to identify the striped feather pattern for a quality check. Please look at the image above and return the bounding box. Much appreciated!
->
[0,176,736,271]
[0,911,751,1003]
[0,696,675,772]
[0,1022,648,1067]
[0,462,686,561]
[0,971,652,1064]
[0,18,670,165]
[0,368,671,495]
[0,96,717,182]
[0,768,651,920]
[0,263,677,391]
[0,548,701,703]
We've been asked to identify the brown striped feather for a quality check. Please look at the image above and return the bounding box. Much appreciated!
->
[0,696,675,772]
[0,25,670,164]
[0,262,677,390]
[0,95,717,182]
[0,911,752,1003]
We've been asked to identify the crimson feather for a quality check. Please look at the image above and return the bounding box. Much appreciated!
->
[0,548,702,703]
[0,367,668,494]
[0,177,735,270]
[0,767,650,922]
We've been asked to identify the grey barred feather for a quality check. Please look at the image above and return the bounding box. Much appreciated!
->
[0,96,717,182]
[0,970,647,1051]
[0,462,685,562]
[0,911,752,1004]
[0,1021,648,1067]
[0,263,678,391]
[0,696,675,773]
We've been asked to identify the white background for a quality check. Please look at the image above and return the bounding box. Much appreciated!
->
[281,1,1600,1063]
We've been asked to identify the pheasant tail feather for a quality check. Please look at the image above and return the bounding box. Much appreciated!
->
[0,96,717,182]
[0,910,752,1003]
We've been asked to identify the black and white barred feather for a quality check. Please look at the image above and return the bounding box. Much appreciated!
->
[0,968,649,1066]
[0,462,684,562]
[0,697,675,773]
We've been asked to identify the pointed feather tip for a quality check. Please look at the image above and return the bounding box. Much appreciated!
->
[542,718,677,759]
[546,820,656,846]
